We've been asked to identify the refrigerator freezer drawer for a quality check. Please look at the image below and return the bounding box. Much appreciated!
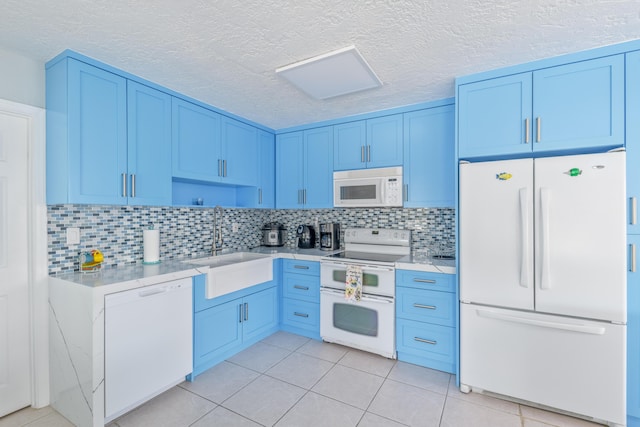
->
[460,304,625,426]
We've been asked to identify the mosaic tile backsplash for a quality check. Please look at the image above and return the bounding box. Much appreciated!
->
[48,205,455,274]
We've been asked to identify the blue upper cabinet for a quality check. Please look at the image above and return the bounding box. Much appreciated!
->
[366,114,404,168]
[333,114,403,170]
[172,97,222,182]
[127,81,172,206]
[458,55,624,158]
[333,121,366,170]
[276,127,333,209]
[403,105,455,208]
[532,55,624,151]
[303,127,334,208]
[257,130,275,208]
[221,116,259,186]
[458,73,532,158]
[276,132,305,208]
[627,50,640,235]
[46,57,170,205]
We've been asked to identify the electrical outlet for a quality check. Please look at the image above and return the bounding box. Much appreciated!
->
[66,227,80,245]
[232,223,239,232]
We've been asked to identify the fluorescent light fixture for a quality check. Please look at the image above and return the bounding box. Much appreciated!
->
[276,45,382,100]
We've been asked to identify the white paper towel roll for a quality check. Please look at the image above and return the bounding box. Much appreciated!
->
[143,229,160,264]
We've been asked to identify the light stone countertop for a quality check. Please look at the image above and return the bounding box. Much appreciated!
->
[50,246,456,289]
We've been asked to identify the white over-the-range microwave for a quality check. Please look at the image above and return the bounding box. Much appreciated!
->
[333,166,403,208]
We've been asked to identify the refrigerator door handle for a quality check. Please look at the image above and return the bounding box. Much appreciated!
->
[519,187,530,288]
[540,187,552,290]
[476,308,606,335]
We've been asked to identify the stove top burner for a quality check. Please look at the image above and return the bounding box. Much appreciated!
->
[325,250,406,264]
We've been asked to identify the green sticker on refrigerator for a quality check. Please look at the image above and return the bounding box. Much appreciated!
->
[565,168,582,177]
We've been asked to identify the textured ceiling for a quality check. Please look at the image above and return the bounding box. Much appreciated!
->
[1,0,640,130]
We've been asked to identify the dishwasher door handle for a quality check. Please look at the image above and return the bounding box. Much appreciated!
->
[138,287,166,297]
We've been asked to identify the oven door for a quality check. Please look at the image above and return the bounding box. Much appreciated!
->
[320,287,396,359]
[320,261,395,297]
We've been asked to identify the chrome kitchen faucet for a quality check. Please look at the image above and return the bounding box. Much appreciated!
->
[212,205,224,255]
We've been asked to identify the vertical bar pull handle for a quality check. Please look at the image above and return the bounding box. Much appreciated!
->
[122,173,127,197]
[218,159,222,177]
[239,304,243,323]
[540,187,551,290]
[519,188,530,288]
[224,160,227,177]
[631,244,637,273]
[404,184,409,202]
[259,188,263,205]
[536,117,541,143]
[244,302,248,321]
[361,146,365,162]
[367,145,371,162]
[524,118,530,144]
[131,174,136,198]
[631,197,637,225]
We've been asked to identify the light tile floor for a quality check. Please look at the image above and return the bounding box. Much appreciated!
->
[1,331,605,427]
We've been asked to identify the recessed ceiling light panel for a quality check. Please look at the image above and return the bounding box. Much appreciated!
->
[276,45,382,100]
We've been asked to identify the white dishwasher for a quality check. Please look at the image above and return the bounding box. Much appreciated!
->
[105,277,193,422]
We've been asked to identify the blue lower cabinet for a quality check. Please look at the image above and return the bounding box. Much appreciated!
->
[628,234,640,426]
[396,318,455,374]
[280,259,321,339]
[190,275,278,379]
[395,270,457,374]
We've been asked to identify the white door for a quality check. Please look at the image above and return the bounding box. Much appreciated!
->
[534,152,627,322]
[0,108,31,416]
[459,158,534,310]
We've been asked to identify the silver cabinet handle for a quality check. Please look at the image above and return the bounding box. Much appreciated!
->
[404,184,408,202]
[224,159,227,177]
[304,189,307,205]
[631,197,637,225]
[122,173,127,197]
[297,189,302,205]
[293,265,309,270]
[244,302,248,321]
[367,145,371,162]
[413,303,436,310]
[631,244,637,273]
[239,304,243,323]
[293,285,309,290]
[259,188,263,205]
[525,118,530,144]
[361,145,365,162]
[294,312,309,318]
[536,117,541,142]
[130,174,136,198]
[413,278,436,284]
[414,337,437,345]
[218,159,222,177]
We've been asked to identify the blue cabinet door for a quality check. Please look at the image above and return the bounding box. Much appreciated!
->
[275,132,304,208]
[242,287,278,342]
[366,114,403,168]
[67,59,128,204]
[403,105,455,207]
[333,121,367,171]
[193,299,242,370]
[258,130,275,208]
[629,235,640,424]
[304,127,334,208]
[628,50,640,235]
[172,98,221,182]
[532,54,624,152]
[221,117,258,186]
[458,73,533,159]
[127,81,172,206]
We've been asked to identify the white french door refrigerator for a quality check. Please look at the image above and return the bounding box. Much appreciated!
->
[459,151,626,426]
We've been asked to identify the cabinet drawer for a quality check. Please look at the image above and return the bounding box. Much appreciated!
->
[396,270,455,292]
[283,259,320,275]
[396,318,455,372]
[396,287,455,327]
[283,273,320,303]
[282,299,319,332]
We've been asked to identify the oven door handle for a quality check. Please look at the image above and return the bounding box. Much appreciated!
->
[320,261,395,272]
[320,287,394,304]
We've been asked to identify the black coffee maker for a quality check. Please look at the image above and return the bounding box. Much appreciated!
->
[296,225,316,249]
